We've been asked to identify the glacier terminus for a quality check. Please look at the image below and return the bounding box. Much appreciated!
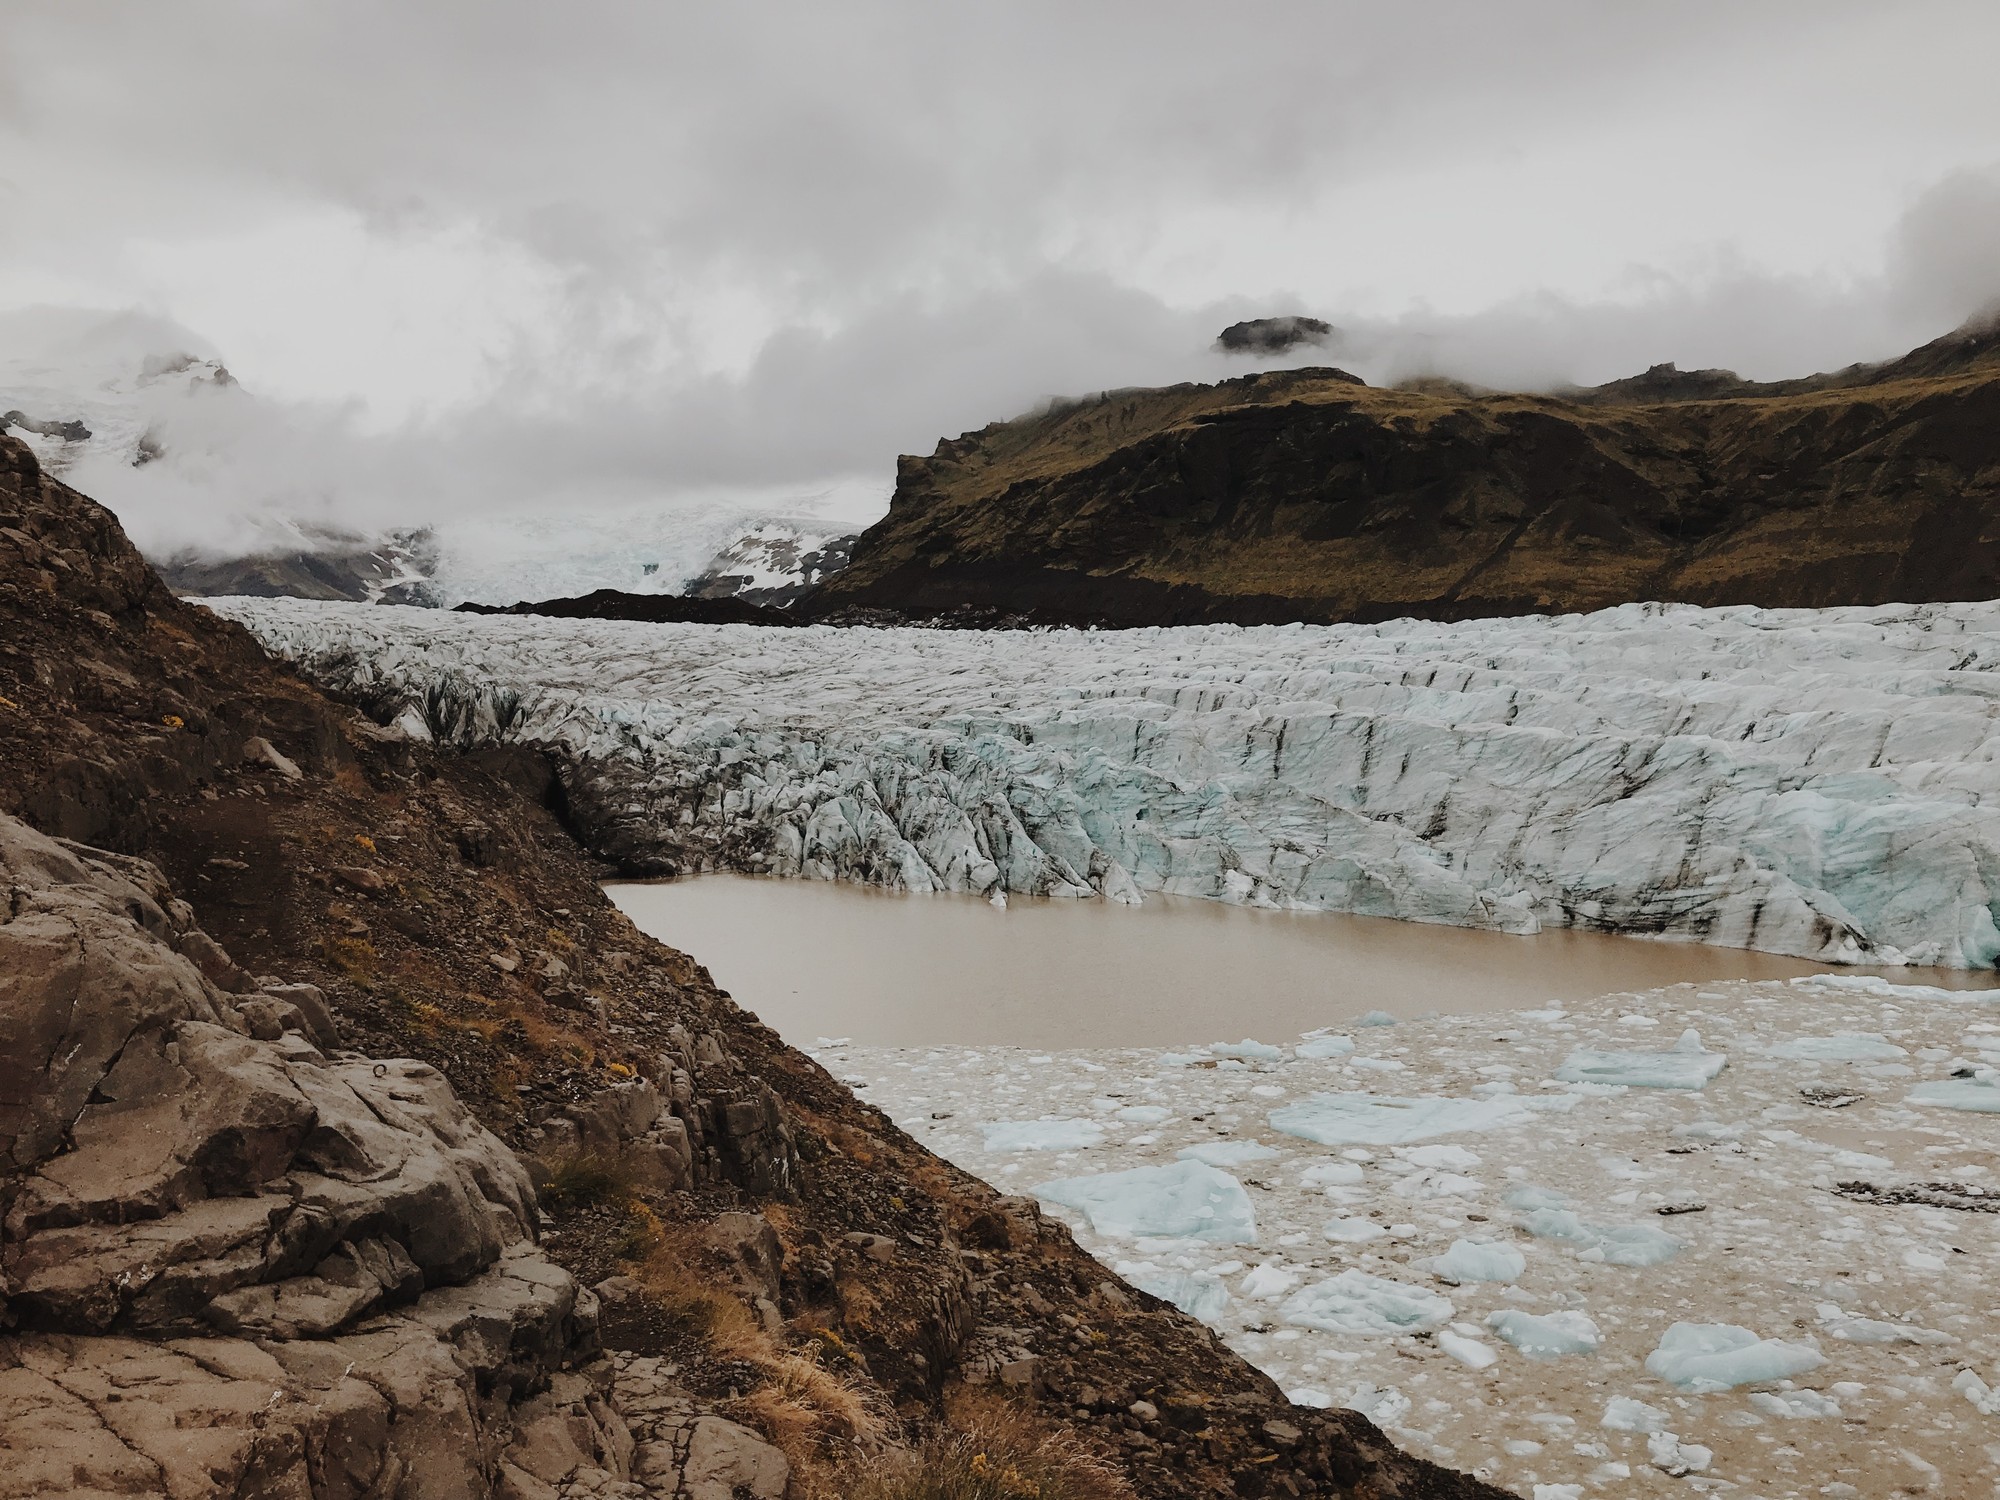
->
[212,596,2000,968]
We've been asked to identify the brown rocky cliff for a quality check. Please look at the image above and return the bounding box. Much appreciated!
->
[801,316,2000,627]
[0,432,1502,1498]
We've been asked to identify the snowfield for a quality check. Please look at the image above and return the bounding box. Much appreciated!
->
[828,975,2000,1498]
[213,596,2000,966]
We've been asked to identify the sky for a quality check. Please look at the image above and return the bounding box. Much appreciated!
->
[3,1,2000,564]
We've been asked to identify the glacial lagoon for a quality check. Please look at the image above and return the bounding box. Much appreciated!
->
[606,875,2000,1047]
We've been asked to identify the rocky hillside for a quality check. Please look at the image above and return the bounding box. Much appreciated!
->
[802,316,2000,627]
[0,433,1497,1497]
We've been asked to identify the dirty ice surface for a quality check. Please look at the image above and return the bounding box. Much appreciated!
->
[826,975,2000,1498]
[221,595,2000,967]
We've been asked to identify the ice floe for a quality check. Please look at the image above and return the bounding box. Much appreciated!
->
[981,1118,1105,1151]
[1486,1309,1603,1359]
[1644,1322,1826,1392]
[1430,1239,1526,1284]
[1278,1270,1453,1335]
[1766,1032,1908,1062]
[829,974,2000,1497]
[1033,1159,1257,1242]
[1908,1074,2000,1111]
[1268,1090,1563,1145]
[1552,1027,1727,1089]
[217,595,2000,967]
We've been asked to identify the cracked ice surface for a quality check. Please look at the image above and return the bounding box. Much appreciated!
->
[213,596,2000,965]
[832,975,2000,1498]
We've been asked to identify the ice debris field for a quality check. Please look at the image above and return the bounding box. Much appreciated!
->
[826,974,2000,1498]
[217,596,2000,967]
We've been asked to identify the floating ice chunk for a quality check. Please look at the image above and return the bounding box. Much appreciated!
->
[1341,1384,1410,1426]
[1177,1140,1280,1167]
[1749,1389,1843,1418]
[1287,1386,1333,1409]
[1644,1322,1826,1392]
[1388,1168,1483,1200]
[1281,1271,1452,1335]
[1503,1185,1571,1212]
[1515,1200,1675,1263]
[1956,1368,2000,1416]
[1815,1304,1952,1346]
[1600,1396,1670,1433]
[1212,1038,1285,1061]
[1531,1486,1583,1500]
[982,1118,1106,1151]
[1793,974,1963,1001]
[1437,1330,1498,1370]
[1646,1431,1713,1476]
[1357,1011,1397,1027]
[1519,1208,1595,1244]
[1348,1056,1407,1072]
[1115,1104,1173,1125]
[1268,1091,1546,1145]
[1486,1309,1603,1359]
[1296,1034,1356,1059]
[1590,1224,1682,1267]
[1239,1261,1301,1300]
[1554,1029,1727,1090]
[1299,1160,1365,1188]
[1119,1264,1230,1323]
[1908,1075,2000,1112]
[1035,1159,1258,1243]
[1767,1033,1908,1062]
[1671,1119,1742,1141]
[1323,1215,1389,1243]
[1398,1143,1482,1171]
[1431,1239,1525,1284]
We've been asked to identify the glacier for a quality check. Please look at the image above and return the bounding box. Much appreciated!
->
[209,594,2000,966]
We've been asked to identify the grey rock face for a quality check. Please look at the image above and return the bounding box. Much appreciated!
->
[0,812,785,1499]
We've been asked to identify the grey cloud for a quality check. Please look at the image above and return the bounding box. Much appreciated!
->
[4,2,2000,564]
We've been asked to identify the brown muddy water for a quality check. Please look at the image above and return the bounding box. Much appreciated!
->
[607,875,2000,1048]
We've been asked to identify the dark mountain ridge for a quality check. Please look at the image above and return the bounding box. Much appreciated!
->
[800,314,2000,628]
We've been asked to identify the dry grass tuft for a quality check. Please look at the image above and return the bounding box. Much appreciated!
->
[532,1153,636,1212]
[630,1227,893,1496]
[851,1391,1132,1500]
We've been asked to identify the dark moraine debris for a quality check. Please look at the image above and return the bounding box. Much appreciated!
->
[1835,1179,2000,1213]
[455,586,798,626]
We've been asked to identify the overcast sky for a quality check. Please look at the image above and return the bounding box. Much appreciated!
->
[4,1,2000,552]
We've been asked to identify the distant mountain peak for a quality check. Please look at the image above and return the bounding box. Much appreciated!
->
[1216,315,1336,356]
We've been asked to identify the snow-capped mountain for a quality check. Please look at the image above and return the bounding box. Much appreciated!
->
[0,307,883,607]
[684,520,858,607]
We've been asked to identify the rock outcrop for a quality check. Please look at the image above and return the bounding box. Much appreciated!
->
[0,813,600,1496]
[801,314,2000,628]
[1215,316,1336,356]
